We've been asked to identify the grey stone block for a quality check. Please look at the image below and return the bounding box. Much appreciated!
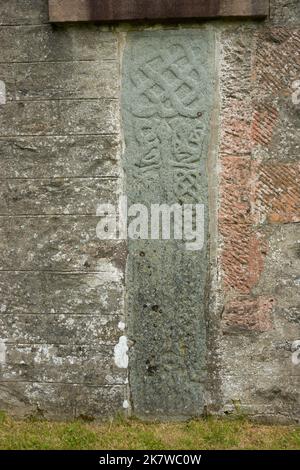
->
[0,99,119,136]
[254,224,300,308]
[0,177,118,215]
[0,216,126,272]
[0,272,123,314]
[14,60,119,100]
[269,0,300,24]
[0,0,49,25]
[0,135,120,178]
[123,30,215,418]
[0,382,125,420]
[0,343,127,385]
[0,25,118,63]
[0,64,15,102]
[0,314,122,345]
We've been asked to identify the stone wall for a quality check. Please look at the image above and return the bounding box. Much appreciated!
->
[0,0,128,420]
[217,1,300,423]
[0,0,299,422]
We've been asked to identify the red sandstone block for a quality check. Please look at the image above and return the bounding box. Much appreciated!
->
[219,156,252,224]
[221,28,300,157]
[251,104,279,147]
[222,296,274,333]
[220,224,268,294]
[254,28,300,98]
[219,159,299,295]
[220,32,254,156]
[220,98,253,155]
[252,162,300,224]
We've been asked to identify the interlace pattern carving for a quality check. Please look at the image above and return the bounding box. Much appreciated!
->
[125,35,211,204]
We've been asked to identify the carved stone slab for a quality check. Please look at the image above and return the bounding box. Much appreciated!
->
[49,0,269,22]
[122,30,214,418]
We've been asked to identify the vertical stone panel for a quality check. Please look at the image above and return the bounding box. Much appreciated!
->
[0,2,126,420]
[122,30,215,418]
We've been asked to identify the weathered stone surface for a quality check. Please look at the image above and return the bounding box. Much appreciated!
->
[0,99,119,136]
[0,135,120,178]
[221,372,300,423]
[219,157,252,225]
[0,314,121,344]
[219,30,254,156]
[0,343,127,385]
[220,224,268,294]
[0,65,15,102]
[252,161,300,224]
[220,289,300,420]
[0,0,49,25]
[254,29,300,98]
[0,216,126,272]
[220,224,300,420]
[0,25,117,62]
[123,30,214,418]
[253,224,300,309]
[0,177,118,215]
[14,60,119,100]
[252,29,300,161]
[220,156,300,291]
[0,382,125,420]
[251,104,279,147]
[49,0,269,22]
[221,334,299,377]
[222,297,274,334]
[0,3,127,422]
[269,0,300,25]
[0,0,299,425]
[0,271,123,314]
[218,19,300,424]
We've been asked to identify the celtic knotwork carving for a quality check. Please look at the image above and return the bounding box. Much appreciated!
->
[172,122,205,169]
[123,32,213,415]
[126,35,210,203]
[130,43,204,118]
[134,120,162,175]
[170,122,205,202]
[133,119,172,178]
[175,171,200,203]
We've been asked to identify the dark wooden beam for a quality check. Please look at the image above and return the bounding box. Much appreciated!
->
[48,0,269,23]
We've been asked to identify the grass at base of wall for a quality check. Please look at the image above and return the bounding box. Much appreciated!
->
[0,412,299,450]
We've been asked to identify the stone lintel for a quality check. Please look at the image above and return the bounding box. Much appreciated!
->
[49,0,269,23]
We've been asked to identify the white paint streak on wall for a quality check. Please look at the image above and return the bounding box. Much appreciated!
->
[114,335,128,368]
[0,81,6,105]
[123,400,130,409]
[292,340,300,365]
[0,340,6,364]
